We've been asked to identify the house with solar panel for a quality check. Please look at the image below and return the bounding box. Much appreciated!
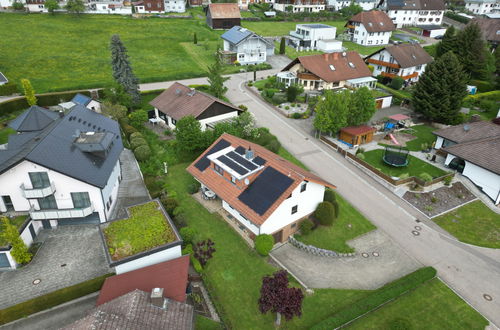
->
[0,105,123,228]
[59,93,102,113]
[187,134,336,243]
[220,26,274,65]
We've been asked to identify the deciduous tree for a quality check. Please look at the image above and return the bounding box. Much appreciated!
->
[207,52,229,99]
[45,0,60,14]
[21,79,37,106]
[174,116,205,152]
[348,86,376,126]
[101,101,127,121]
[313,90,350,134]
[110,35,141,105]
[1,218,32,264]
[65,0,85,15]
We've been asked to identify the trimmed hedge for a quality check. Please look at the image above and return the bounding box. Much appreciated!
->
[0,82,19,96]
[470,80,494,93]
[312,267,437,330]
[134,145,152,161]
[465,90,500,101]
[314,201,335,226]
[324,188,336,204]
[255,234,274,256]
[130,137,148,150]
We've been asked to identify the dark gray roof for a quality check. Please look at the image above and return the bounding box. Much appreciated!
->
[221,26,272,47]
[444,136,500,175]
[0,72,7,83]
[0,104,123,188]
[301,24,333,29]
[433,121,500,143]
[8,106,59,132]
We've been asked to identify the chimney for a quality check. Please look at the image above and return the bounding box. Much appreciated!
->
[58,110,64,118]
[150,288,166,309]
[245,147,254,160]
[322,53,328,61]
[333,52,339,60]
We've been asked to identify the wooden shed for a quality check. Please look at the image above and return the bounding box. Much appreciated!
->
[206,3,241,30]
[339,125,376,146]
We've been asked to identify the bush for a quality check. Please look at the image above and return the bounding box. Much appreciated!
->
[356,153,365,160]
[130,137,147,150]
[190,255,203,273]
[285,106,290,110]
[163,128,173,136]
[128,110,148,128]
[187,181,200,194]
[291,112,302,119]
[443,175,452,186]
[134,145,151,161]
[312,267,437,330]
[255,234,275,256]
[331,200,339,219]
[300,219,314,235]
[122,124,138,137]
[399,173,410,180]
[129,132,143,140]
[160,196,179,214]
[12,1,24,10]
[419,172,433,182]
[265,139,281,153]
[324,188,336,204]
[238,104,248,111]
[173,213,187,228]
[314,201,335,226]
[271,93,287,104]
[470,80,494,93]
[182,243,193,255]
[0,82,19,96]
[180,227,196,245]
[389,77,405,90]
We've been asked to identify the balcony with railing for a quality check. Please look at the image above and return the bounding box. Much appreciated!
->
[290,31,310,40]
[20,182,56,199]
[29,203,95,220]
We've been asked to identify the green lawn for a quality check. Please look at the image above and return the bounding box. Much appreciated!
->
[433,200,500,249]
[0,127,16,144]
[275,42,323,59]
[342,41,383,56]
[0,215,28,246]
[242,20,346,37]
[397,125,436,151]
[376,82,412,99]
[195,315,223,330]
[362,149,447,179]
[346,278,488,330]
[295,194,376,252]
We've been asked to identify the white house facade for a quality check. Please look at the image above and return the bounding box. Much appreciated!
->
[273,0,326,12]
[221,26,274,65]
[383,0,445,28]
[346,10,396,46]
[86,1,133,14]
[328,0,376,10]
[289,23,343,52]
[465,0,499,15]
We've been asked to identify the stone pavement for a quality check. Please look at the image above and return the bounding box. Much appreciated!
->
[271,230,422,289]
[0,226,111,309]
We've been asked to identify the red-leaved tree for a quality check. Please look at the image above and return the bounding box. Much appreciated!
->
[258,270,304,325]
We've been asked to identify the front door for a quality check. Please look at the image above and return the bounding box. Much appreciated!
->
[272,230,283,243]
[41,220,51,230]
[1,196,14,211]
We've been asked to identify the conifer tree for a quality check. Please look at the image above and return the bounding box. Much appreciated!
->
[207,52,229,99]
[455,23,493,80]
[435,25,457,57]
[110,35,141,105]
[279,37,286,54]
[193,32,198,45]
[412,52,467,124]
[21,79,37,106]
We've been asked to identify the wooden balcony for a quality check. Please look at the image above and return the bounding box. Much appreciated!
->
[366,58,400,69]
[381,71,419,80]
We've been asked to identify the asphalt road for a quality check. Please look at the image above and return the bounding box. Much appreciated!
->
[142,70,500,326]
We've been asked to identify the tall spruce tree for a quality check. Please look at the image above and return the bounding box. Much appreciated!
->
[110,35,141,106]
[207,52,229,99]
[435,25,457,57]
[412,52,467,124]
[279,37,286,54]
[455,23,492,80]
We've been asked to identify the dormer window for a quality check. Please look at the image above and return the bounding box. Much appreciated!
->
[349,62,355,68]
[329,64,335,71]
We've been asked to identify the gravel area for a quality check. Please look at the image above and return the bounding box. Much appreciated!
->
[403,182,476,218]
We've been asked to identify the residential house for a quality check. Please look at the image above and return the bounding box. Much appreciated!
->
[206,3,241,30]
[471,18,500,49]
[420,25,446,38]
[187,133,336,243]
[188,0,208,6]
[433,120,500,205]
[366,43,433,82]
[62,289,194,330]
[345,10,396,46]
[86,0,133,14]
[273,0,326,13]
[133,0,186,13]
[26,0,46,12]
[238,0,256,9]
[221,26,274,65]
[328,0,377,11]
[380,0,445,28]
[0,105,123,228]
[149,82,244,130]
[465,0,498,15]
[280,52,376,91]
[58,93,102,113]
[288,23,343,52]
[0,72,7,86]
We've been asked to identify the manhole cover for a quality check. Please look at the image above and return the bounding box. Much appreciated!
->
[33,279,41,285]
[483,294,493,301]
[362,253,369,258]
[414,226,422,231]
[412,230,420,236]
[372,252,379,257]
[415,219,421,223]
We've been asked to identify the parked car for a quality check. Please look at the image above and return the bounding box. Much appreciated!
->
[434,35,444,40]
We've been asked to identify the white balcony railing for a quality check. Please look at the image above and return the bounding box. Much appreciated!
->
[29,203,94,220]
[20,182,56,199]
[290,31,310,40]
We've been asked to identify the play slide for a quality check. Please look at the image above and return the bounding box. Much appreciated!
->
[389,133,400,145]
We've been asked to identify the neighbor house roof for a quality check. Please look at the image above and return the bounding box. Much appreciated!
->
[470,18,500,43]
[0,72,7,84]
[444,136,500,175]
[0,104,123,188]
[368,43,433,68]
[341,125,376,136]
[150,82,242,121]
[348,10,395,33]
[433,120,500,144]
[386,0,445,10]
[62,289,194,330]
[283,52,372,83]
[221,26,273,47]
[187,134,335,227]
[208,3,241,19]
[97,256,189,306]
[8,106,59,132]
[71,93,92,106]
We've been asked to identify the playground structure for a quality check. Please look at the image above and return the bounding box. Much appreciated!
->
[383,146,409,167]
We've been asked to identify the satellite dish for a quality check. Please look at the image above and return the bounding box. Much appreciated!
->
[244,178,250,185]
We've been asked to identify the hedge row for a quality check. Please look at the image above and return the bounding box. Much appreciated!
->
[312,267,437,330]
[465,90,500,101]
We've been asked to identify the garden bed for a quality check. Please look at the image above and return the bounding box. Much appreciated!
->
[402,182,476,218]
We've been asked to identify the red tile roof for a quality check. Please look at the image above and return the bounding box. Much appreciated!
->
[187,134,336,226]
[349,10,396,33]
[96,255,189,306]
[341,125,376,136]
[208,3,241,19]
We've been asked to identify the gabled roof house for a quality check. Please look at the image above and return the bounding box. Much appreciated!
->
[221,26,274,65]
[345,10,396,46]
[150,82,244,131]
[206,3,241,30]
[366,43,433,82]
[187,134,336,243]
[381,0,445,28]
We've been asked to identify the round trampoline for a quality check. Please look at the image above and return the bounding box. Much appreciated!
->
[383,146,409,167]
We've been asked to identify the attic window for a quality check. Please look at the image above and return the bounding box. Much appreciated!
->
[411,54,416,59]
[329,64,336,71]
[380,22,384,25]
[368,22,373,26]
[349,62,356,68]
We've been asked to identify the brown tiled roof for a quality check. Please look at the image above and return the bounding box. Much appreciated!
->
[283,52,372,83]
[384,44,433,68]
[62,289,194,330]
[444,136,500,175]
[150,82,242,121]
[433,121,500,143]
[187,134,335,227]
[341,125,376,136]
[471,18,500,43]
[349,10,395,33]
[208,3,241,19]
[96,256,189,306]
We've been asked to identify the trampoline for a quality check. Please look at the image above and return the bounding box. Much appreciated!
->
[383,146,409,167]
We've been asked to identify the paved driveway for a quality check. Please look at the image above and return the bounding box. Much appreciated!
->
[272,230,422,289]
[0,226,111,309]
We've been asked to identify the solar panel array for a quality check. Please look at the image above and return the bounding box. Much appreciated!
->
[194,139,231,171]
[238,167,294,216]
[217,155,249,176]
[234,146,246,155]
[253,156,266,166]
[226,151,258,171]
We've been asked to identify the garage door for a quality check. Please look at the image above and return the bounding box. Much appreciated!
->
[58,212,100,226]
[0,253,11,268]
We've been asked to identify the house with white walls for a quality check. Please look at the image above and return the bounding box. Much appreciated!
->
[221,26,274,65]
[133,0,186,13]
[328,0,376,10]
[86,1,133,14]
[366,43,433,82]
[0,217,43,269]
[273,0,326,12]
[380,0,445,28]
[150,82,244,131]
[433,120,500,205]
[0,105,123,227]
[289,23,343,52]
[187,134,336,243]
[464,0,498,15]
[345,10,396,46]
[59,93,102,113]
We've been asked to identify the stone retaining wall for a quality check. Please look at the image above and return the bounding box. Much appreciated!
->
[289,236,356,258]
